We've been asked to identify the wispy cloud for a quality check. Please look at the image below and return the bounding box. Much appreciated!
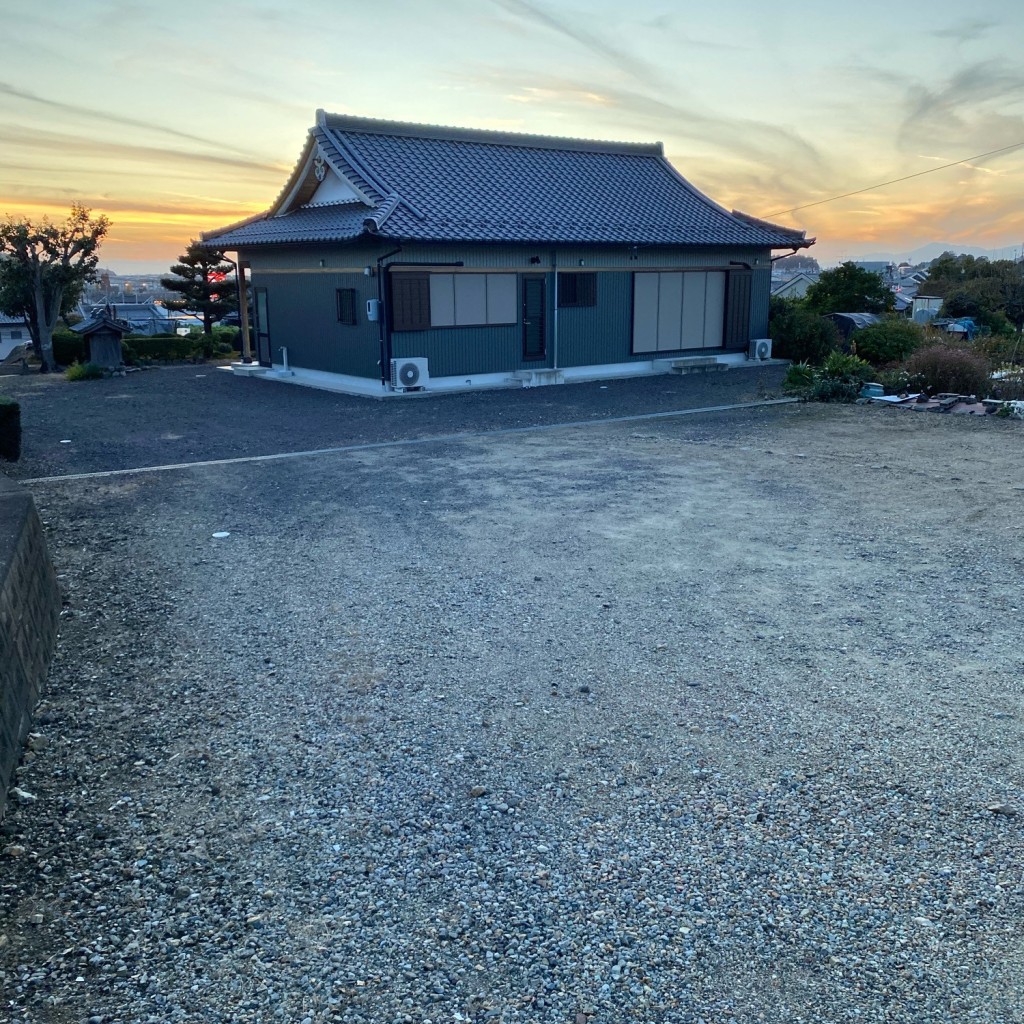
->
[466,70,825,177]
[0,123,288,177]
[899,64,1024,152]
[0,82,264,158]
[490,0,669,90]
[930,18,997,42]
[0,189,260,220]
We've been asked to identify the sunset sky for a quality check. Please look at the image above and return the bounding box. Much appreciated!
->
[3,0,1023,272]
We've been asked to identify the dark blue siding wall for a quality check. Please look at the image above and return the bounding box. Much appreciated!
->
[250,269,380,378]
[240,242,776,377]
[556,272,631,367]
[392,325,523,376]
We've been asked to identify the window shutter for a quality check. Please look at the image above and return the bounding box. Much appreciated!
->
[724,270,752,347]
[391,274,431,331]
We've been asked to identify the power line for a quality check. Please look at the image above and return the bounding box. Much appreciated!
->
[764,141,1024,218]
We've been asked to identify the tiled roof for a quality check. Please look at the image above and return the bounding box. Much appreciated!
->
[204,202,375,248]
[203,114,812,250]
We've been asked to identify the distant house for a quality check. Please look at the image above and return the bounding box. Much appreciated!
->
[771,271,819,301]
[84,302,175,336]
[0,315,29,361]
[853,261,898,286]
[202,110,813,395]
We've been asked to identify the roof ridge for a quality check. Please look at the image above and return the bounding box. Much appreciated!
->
[313,126,386,205]
[317,109,663,156]
[319,124,394,202]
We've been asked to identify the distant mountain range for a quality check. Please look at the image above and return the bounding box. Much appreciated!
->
[836,242,1023,266]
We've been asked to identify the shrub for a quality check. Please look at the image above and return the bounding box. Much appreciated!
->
[783,362,815,393]
[977,332,1024,368]
[808,376,862,403]
[989,371,1024,402]
[822,351,874,382]
[212,325,240,349]
[194,333,218,359]
[0,395,20,461]
[851,319,925,365]
[65,361,105,382]
[52,332,86,366]
[783,354,871,404]
[875,366,926,395]
[769,307,840,365]
[906,345,991,397]
[126,335,199,361]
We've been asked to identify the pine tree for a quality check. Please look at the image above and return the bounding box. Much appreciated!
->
[161,241,237,335]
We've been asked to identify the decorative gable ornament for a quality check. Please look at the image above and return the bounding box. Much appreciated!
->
[313,152,327,182]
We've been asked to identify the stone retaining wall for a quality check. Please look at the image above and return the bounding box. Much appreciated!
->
[0,476,60,818]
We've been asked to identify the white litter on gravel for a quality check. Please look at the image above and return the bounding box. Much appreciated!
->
[211,531,230,538]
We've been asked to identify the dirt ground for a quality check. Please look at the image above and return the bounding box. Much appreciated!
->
[2,370,1023,1023]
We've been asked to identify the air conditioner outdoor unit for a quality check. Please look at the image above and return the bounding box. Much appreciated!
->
[390,357,429,391]
[748,338,772,361]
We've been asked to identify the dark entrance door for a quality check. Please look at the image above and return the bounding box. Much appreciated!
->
[254,287,272,366]
[522,274,546,361]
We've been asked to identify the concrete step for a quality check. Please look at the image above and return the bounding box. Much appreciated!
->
[669,358,729,375]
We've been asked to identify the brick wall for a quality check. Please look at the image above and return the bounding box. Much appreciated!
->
[0,476,60,818]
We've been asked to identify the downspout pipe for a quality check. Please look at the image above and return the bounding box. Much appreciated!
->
[375,244,403,384]
[551,250,559,370]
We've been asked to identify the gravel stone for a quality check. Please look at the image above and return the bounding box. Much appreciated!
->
[1,373,1023,1022]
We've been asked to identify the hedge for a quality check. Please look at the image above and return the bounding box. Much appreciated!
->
[52,331,232,366]
[125,335,199,361]
[0,395,20,462]
[53,335,86,366]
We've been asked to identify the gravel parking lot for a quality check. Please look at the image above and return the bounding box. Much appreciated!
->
[2,367,1023,1024]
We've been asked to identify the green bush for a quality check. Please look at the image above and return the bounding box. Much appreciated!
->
[126,335,199,361]
[822,351,874,382]
[875,367,926,395]
[53,333,86,366]
[65,361,105,382]
[851,319,925,365]
[0,395,20,461]
[808,376,862,403]
[782,354,872,403]
[769,308,840,365]
[976,332,1024,368]
[212,326,240,349]
[906,345,991,397]
[194,333,217,359]
[783,362,815,393]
